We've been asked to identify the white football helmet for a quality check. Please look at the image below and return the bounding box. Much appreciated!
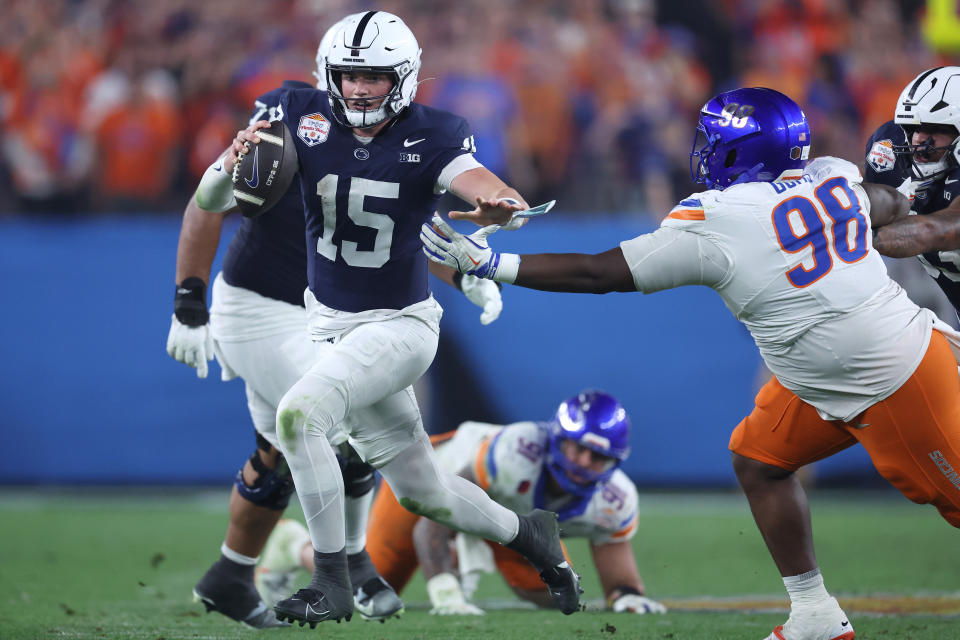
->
[325,11,421,129]
[894,66,960,188]
[313,13,362,91]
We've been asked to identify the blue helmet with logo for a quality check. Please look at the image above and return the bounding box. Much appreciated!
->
[690,87,811,190]
[546,390,631,497]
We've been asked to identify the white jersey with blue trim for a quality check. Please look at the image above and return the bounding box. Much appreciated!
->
[620,157,951,422]
[278,87,478,313]
[440,421,639,545]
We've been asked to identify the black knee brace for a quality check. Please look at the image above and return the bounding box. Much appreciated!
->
[234,445,295,511]
[336,443,376,499]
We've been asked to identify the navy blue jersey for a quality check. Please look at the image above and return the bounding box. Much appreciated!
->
[864,120,960,312]
[279,88,473,312]
[221,81,311,307]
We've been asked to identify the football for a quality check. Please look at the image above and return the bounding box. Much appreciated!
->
[232,120,299,218]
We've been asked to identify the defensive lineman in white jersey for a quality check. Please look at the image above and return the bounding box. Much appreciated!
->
[423,87,960,640]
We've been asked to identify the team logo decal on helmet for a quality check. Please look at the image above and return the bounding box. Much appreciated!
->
[690,87,811,190]
[324,11,422,129]
[546,390,631,498]
[893,66,960,190]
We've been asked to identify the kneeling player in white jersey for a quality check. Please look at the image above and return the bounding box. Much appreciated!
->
[423,87,960,640]
[256,391,665,615]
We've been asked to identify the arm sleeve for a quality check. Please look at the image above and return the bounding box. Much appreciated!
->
[436,153,483,193]
[619,226,731,293]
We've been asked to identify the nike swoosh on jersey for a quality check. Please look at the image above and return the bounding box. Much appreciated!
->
[946,178,958,184]
[244,145,260,188]
[403,138,426,147]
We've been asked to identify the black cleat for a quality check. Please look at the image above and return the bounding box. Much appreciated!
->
[507,509,582,615]
[193,566,289,629]
[354,576,404,621]
[274,587,353,626]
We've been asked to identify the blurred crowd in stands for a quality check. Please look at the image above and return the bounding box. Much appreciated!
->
[0,0,953,217]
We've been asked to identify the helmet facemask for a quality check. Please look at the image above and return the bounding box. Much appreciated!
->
[893,124,960,190]
[324,11,421,130]
[893,67,960,190]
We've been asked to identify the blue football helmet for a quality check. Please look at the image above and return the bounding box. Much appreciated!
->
[546,390,631,497]
[690,87,811,189]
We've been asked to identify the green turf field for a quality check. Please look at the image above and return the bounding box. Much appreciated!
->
[1,488,957,639]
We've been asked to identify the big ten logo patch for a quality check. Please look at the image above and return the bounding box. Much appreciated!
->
[399,152,421,163]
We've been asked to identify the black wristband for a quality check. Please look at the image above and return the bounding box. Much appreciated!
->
[452,271,464,291]
[607,585,642,606]
[174,276,209,327]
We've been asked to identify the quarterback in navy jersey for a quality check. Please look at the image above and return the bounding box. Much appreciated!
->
[165,16,503,628]
[866,67,960,315]
[220,11,580,626]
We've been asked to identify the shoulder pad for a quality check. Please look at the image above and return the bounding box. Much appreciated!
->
[803,156,862,184]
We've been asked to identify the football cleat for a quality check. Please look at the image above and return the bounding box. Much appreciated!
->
[354,576,405,622]
[508,509,582,615]
[764,597,855,640]
[193,567,289,629]
[274,587,354,627]
[255,519,310,607]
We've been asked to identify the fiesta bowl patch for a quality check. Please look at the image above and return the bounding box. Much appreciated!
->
[868,139,896,173]
[298,113,330,147]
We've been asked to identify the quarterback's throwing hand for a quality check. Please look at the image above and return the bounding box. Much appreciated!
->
[166,315,215,379]
[611,594,667,615]
[421,215,503,279]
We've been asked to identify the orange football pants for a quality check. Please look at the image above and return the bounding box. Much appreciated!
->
[730,329,960,527]
[366,433,548,593]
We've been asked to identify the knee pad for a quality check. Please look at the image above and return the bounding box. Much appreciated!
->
[234,448,295,511]
[337,443,376,499]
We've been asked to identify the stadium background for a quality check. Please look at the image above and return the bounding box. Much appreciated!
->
[2,0,960,489]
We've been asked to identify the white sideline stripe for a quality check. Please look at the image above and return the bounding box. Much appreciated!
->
[257,131,283,146]
[234,190,265,206]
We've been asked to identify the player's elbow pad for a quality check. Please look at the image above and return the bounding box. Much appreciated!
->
[195,158,237,213]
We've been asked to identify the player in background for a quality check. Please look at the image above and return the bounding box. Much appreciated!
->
[165,15,503,628]
[423,87,960,640]
[216,11,581,626]
[864,66,960,317]
[255,390,666,616]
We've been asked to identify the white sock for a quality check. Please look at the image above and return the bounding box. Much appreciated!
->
[344,490,374,555]
[221,542,258,565]
[783,568,832,609]
[378,430,519,543]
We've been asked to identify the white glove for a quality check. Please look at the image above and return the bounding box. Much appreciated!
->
[421,216,501,276]
[896,176,916,202]
[454,533,496,600]
[460,275,503,325]
[426,573,485,616]
[611,593,667,614]
[166,315,214,379]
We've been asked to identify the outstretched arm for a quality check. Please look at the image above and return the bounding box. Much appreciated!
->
[512,248,636,293]
[873,198,960,258]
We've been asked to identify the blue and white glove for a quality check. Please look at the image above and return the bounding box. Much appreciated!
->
[420,215,519,283]
[460,275,503,325]
[611,594,667,614]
